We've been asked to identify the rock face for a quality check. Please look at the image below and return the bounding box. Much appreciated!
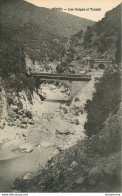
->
[87,156,121,188]
[102,161,119,176]
[88,166,103,179]
[19,144,33,153]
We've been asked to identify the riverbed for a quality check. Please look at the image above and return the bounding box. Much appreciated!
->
[0,79,95,192]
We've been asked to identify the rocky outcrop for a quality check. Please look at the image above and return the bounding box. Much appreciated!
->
[19,143,33,153]
[39,141,53,148]
[56,129,72,135]
[86,153,121,189]
[23,173,34,180]
[70,161,78,168]
[75,177,85,185]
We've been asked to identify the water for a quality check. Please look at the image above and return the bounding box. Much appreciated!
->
[0,147,55,192]
[0,81,89,192]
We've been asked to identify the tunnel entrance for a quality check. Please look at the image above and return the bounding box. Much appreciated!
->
[98,63,105,69]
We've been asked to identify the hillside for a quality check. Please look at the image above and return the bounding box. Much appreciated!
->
[83,3,121,61]
[0,0,94,76]
[0,0,94,37]
[57,3,121,73]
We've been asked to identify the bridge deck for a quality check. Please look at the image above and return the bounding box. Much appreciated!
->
[29,72,91,81]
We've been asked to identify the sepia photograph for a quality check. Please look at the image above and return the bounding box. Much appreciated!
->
[0,0,121,194]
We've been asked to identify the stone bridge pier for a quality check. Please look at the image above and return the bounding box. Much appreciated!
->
[68,80,88,100]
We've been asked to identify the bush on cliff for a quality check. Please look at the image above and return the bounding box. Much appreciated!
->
[84,70,121,137]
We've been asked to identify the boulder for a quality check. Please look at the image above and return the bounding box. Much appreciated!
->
[75,119,79,125]
[9,122,14,126]
[51,149,59,157]
[48,156,52,162]
[48,149,59,162]
[0,119,5,129]
[70,119,74,124]
[19,143,33,153]
[20,124,27,129]
[11,105,18,112]
[71,161,78,168]
[75,177,85,184]
[88,166,103,180]
[89,179,96,186]
[38,180,44,186]
[56,129,71,135]
[102,161,119,176]
[23,173,33,180]
[74,97,80,102]
[22,120,28,125]
[50,162,55,167]
[40,141,52,148]
[12,190,21,193]
[28,119,33,125]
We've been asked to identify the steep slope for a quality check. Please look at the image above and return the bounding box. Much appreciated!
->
[0,0,94,37]
[0,0,94,76]
[56,3,121,73]
[83,3,121,60]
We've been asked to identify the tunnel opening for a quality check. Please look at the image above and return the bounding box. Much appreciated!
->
[98,63,105,69]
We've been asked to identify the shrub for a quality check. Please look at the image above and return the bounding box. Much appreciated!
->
[84,70,121,137]
[84,112,121,156]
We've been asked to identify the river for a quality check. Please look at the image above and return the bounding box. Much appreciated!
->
[0,146,55,192]
[0,81,89,192]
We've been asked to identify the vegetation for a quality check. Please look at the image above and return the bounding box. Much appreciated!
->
[0,0,94,76]
[70,30,83,46]
[3,74,36,92]
[55,3,121,74]
[84,70,121,137]
[56,47,75,73]
[83,4,121,62]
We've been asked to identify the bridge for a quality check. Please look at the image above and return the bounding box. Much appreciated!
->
[28,71,91,99]
[29,72,91,81]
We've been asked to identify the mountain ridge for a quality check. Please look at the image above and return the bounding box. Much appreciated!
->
[1,0,95,37]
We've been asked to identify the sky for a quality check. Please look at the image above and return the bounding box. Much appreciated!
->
[24,0,121,21]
